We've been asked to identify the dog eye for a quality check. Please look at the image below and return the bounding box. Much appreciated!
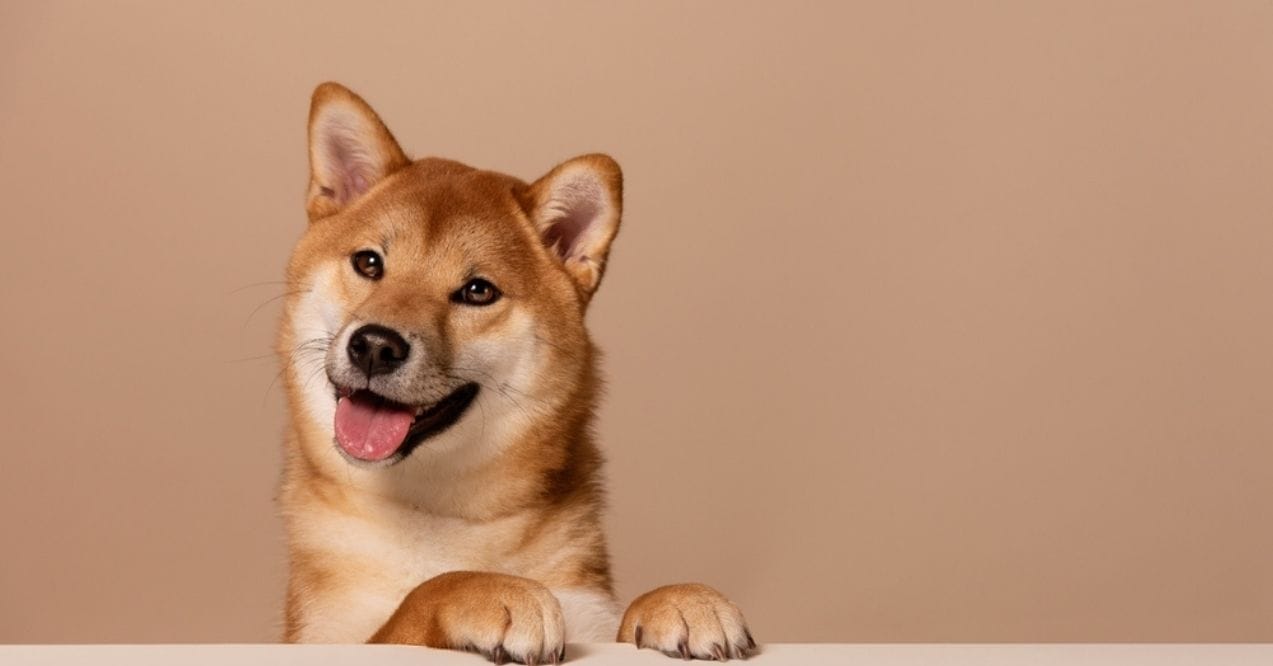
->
[351,250,384,280]
[454,278,501,306]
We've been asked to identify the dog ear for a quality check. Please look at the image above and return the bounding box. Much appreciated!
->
[522,154,623,298]
[305,82,409,220]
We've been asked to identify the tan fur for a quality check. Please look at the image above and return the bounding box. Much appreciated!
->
[278,82,753,662]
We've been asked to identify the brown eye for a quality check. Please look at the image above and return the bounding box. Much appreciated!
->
[454,278,501,306]
[351,250,383,280]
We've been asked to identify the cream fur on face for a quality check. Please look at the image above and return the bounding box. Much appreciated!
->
[285,262,548,489]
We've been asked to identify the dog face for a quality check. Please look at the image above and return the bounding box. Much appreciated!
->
[279,83,621,473]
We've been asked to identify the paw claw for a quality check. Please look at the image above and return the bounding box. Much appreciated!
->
[678,640,691,660]
[743,627,756,650]
[491,645,508,665]
[711,643,727,661]
[634,625,644,648]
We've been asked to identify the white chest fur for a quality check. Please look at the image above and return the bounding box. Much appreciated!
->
[290,497,618,643]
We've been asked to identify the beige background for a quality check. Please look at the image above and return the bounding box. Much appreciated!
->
[2,0,1272,644]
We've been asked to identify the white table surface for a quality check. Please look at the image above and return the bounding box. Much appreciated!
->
[3,643,1271,665]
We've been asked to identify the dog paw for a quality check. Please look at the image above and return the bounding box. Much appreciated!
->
[617,583,755,660]
[372,571,566,664]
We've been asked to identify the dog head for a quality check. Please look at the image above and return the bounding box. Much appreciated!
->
[279,83,621,474]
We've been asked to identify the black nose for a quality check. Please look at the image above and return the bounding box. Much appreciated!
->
[347,324,410,377]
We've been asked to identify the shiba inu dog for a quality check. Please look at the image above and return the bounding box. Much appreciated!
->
[277,82,755,663]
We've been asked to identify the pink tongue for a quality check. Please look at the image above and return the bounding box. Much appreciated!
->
[334,394,416,461]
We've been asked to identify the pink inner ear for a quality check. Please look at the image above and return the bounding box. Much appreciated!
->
[542,176,603,260]
[318,115,380,206]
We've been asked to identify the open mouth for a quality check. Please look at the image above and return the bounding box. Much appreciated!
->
[332,383,480,464]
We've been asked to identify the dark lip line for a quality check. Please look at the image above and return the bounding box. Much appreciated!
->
[397,382,481,458]
[330,381,481,466]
